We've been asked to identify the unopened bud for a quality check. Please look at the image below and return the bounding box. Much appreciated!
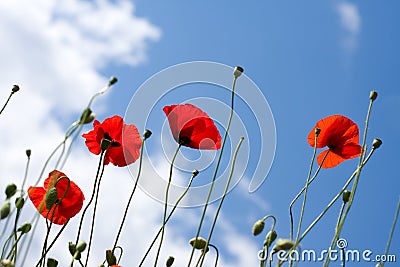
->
[189,237,208,250]
[233,66,244,78]
[76,241,87,252]
[1,259,14,267]
[252,219,265,236]
[315,127,321,136]
[73,251,81,260]
[264,230,277,248]
[1,200,11,219]
[342,190,351,203]
[5,184,17,199]
[26,149,31,158]
[108,76,118,86]
[101,138,112,151]
[17,222,31,234]
[45,187,58,210]
[369,90,378,101]
[15,197,24,209]
[272,238,295,252]
[12,85,20,93]
[143,129,152,140]
[79,108,96,124]
[68,242,76,256]
[166,256,175,267]
[106,250,117,266]
[372,138,382,149]
[47,258,58,267]
[192,169,199,178]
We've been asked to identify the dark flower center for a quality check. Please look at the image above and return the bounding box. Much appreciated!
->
[103,132,121,147]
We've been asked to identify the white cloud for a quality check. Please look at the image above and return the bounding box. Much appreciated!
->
[336,2,361,53]
[0,1,262,266]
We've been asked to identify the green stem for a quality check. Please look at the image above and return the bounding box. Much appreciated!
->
[198,137,244,267]
[324,98,375,267]
[335,202,346,233]
[377,198,400,267]
[112,138,146,252]
[209,244,219,267]
[187,74,238,267]
[0,90,16,116]
[154,143,182,266]
[139,171,196,266]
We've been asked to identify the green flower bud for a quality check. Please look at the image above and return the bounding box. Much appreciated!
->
[12,85,20,93]
[166,256,175,267]
[272,238,295,251]
[106,249,117,266]
[189,237,208,250]
[233,66,244,78]
[342,190,351,203]
[17,222,32,234]
[252,219,265,236]
[1,200,11,219]
[68,242,76,256]
[26,149,31,158]
[79,108,95,124]
[47,258,58,267]
[101,138,112,151]
[15,197,24,209]
[45,187,58,210]
[264,230,277,248]
[5,184,17,199]
[143,129,152,140]
[369,90,378,101]
[76,241,87,252]
[372,138,382,149]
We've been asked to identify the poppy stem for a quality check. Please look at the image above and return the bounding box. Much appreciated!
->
[289,151,328,241]
[376,197,400,267]
[112,137,147,252]
[324,96,376,267]
[198,137,244,267]
[139,170,197,267]
[187,70,239,267]
[258,215,277,267]
[278,148,376,264]
[84,157,107,267]
[154,143,182,267]
[0,87,18,116]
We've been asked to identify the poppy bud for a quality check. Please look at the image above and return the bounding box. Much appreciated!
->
[1,259,14,267]
[76,241,87,252]
[106,249,117,265]
[79,108,96,124]
[68,242,76,256]
[189,237,208,250]
[15,197,24,209]
[252,219,265,236]
[5,184,17,199]
[17,222,31,234]
[1,200,11,219]
[192,169,199,178]
[342,190,351,203]
[272,238,295,252]
[143,129,152,140]
[166,256,175,267]
[26,149,31,158]
[264,230,277,248]
[12,85,20,93]
[369,90,378,101]
[98,265,105,267]
[73,251,81,260]
[233,66,244,78]
[47,258,58,267]
[108,76,118,86]
[101,138,112,151]
[314,127,321,136]
[45,187,58,210]
[372,138,382,149]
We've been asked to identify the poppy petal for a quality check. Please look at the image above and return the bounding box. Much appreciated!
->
[317,150,346,168]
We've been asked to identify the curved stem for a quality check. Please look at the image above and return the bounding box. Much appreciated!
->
[209,244,219,267]
[198,137,244,267]
[139,172,196,266]
[154,143,182,266]
[112,138,146,252]
[187,74,238,267]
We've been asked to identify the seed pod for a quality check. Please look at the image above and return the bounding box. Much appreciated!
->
[189,237,208,250]
[272,238,295,252]
[143,129,152,140]
[369,90,378,101]
[15,197,24,209]
[233,66,244,78]
[372,138,382,149]
[342,190,351,203]
[1,200,11,219]
[45,187,58,210]
[106,250,117,266]
[166,256,175,267]
[5,184,17,199]
[47,258,58,267]
[76,241,87,253]
[17,222,32,234]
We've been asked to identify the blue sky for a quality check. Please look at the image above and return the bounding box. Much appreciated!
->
[0,1,399,266]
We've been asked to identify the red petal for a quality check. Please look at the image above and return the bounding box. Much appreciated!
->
[317,150,346,168]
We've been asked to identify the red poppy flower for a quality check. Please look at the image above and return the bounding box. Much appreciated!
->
[28,170,84,225]
[308,115,362,168]
[163,104,222,150]
[82,115,141,167]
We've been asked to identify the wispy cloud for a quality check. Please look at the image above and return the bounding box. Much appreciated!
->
[336,2,361,53]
